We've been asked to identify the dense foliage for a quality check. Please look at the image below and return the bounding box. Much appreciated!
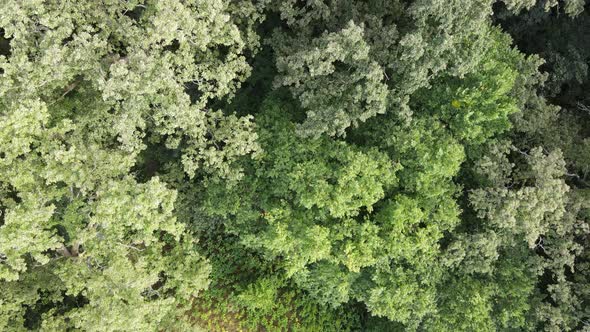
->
[0,0,588,331]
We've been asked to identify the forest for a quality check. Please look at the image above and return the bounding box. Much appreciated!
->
[0,0,589,331]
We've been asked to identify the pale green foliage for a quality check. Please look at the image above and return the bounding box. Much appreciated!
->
[0,0,261,180]
[502,0,538,11]
[268,0,502,137]
[0,175,211,331]
[274,21,388,137]
[0,199,59,282]
[470,148,569,249]
[460,147,570,268]
[0,0,268,329]
[502,0,585,16]
[441,140,589,330]
[397,0,494,79]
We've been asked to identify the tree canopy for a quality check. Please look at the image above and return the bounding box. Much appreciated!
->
[1,0,589,331]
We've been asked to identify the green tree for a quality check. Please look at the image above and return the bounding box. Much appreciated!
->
[203,97,461,328]
[0,0,264,329]
[2,0,589,330]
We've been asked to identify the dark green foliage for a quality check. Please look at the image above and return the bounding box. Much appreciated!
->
[191,234,362,331]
